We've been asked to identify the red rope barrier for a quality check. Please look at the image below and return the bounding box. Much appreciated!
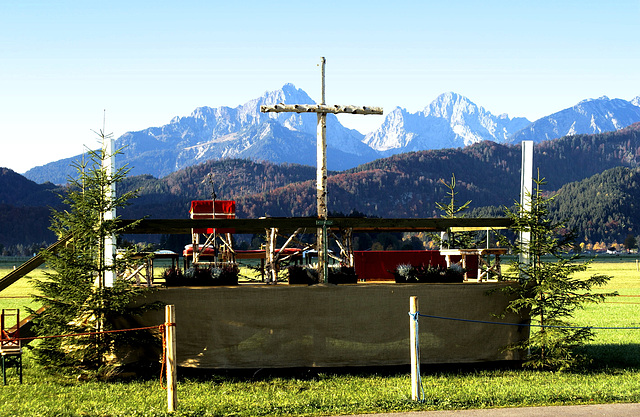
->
[6,323,171,388]
[12,324,164,342]
[5,321,178,389]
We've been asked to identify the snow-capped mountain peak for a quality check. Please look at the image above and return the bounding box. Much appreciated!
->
[363,93,530,154]
[511,96,640,143]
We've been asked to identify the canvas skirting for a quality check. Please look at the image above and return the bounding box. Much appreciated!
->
[131,282,528,369]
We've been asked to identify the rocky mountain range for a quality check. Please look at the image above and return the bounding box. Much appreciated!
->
[22,86,640,185]
[510,96,640,143]
[363,92,531,155]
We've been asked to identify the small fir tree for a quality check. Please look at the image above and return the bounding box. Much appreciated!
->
[499,173,614,370]
[433,174,476,249]
[29,131,162,376]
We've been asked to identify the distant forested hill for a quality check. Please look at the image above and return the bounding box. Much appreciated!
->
[550,166,640,244]
[233,123,640,221]
[118,159,318,220]
[3,124,640,252]
[535,123,640,191]
[0,168,60,207]
[0,168,61,248]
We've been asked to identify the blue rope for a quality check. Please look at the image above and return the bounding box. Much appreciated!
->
[407,310,640,402]
[416,313,640,330]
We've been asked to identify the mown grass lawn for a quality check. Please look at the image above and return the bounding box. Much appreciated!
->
[1,256,640,416]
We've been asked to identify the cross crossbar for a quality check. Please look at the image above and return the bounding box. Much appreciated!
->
[261,103,382,115]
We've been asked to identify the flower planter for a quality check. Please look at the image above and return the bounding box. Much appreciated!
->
[164,264,239,286]
[394,264,464,283]
[287,265,358,285]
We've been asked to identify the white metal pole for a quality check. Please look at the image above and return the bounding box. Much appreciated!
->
[103,130,116,288]
[409,296,421,401]
[519,140,534,268]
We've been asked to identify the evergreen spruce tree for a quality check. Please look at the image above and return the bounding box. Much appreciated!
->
[29,131,162,376]
[434,174,476,249]
[499,173,613,370]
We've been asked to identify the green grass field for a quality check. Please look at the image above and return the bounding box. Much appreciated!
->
[0,262,43,317]
[1,256,640,416]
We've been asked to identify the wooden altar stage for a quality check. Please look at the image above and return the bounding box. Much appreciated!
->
[120,216,522,369]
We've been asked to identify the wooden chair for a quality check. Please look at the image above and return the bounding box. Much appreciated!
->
[1,309,22,384]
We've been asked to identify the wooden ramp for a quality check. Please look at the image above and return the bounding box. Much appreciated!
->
[0,235,72,343]
[0,234,72,294]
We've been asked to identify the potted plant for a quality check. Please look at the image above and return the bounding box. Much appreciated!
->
[394,263,464,283]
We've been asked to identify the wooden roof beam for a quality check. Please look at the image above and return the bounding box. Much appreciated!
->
[116,217,513,235]
[260,104,383,115]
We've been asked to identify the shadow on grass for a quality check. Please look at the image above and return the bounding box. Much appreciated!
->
[117,344,640,383]
[174,346,640,382]
[176,360,525,382]
[576,343,640,370]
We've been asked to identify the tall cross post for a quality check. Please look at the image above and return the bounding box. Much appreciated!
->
[317,58,328,284]
[261,57,382,283]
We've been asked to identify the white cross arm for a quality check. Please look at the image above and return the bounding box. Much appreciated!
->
[261,103,383,115]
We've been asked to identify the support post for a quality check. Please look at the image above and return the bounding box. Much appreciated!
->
[317,57,328,284]
[519,140,534,270]
[103,131,116,288]
[165,305,177,413]
[265,228,278,283]
[409,296,421,401]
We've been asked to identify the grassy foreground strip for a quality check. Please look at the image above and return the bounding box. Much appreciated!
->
[1,367,640,416]
[1,257,640,416]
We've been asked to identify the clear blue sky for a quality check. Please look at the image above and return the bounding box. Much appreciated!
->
[1,0,639,174]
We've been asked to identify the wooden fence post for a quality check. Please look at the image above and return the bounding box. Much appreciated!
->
[166,304,177,412]
[409,296,421,401]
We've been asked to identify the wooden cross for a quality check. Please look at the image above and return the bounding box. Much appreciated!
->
[261,57,382,283]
